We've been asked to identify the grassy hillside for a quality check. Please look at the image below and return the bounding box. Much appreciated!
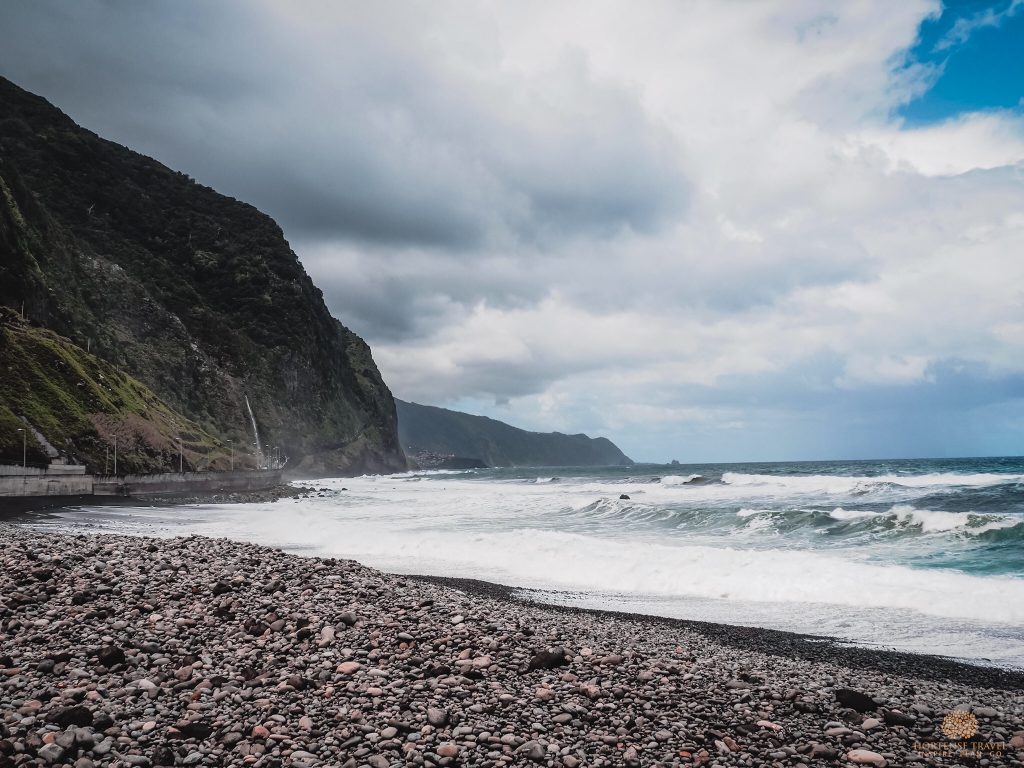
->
[396,400,633,468]
[0,77,405,475]
[0,308,231,472]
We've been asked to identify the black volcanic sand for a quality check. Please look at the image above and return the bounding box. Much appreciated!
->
[0,486,319,519]
[1,529,1022,768]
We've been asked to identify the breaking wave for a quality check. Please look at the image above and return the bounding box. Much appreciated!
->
[32,456,1024,665]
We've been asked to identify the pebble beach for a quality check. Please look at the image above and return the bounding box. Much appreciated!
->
[1,527,1022,768]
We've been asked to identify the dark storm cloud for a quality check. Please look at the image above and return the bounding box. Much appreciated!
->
[302,244,562,343]
[0,0,688,251]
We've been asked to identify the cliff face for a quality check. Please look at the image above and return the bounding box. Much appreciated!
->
[0,77,406,475]
[0,308,221,472]
[396,400,633,468]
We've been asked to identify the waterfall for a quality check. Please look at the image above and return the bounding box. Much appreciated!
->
[244,395,264,469]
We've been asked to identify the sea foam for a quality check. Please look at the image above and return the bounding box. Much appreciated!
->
[40,460,1024,665]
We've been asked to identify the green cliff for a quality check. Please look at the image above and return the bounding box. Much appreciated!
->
[0,77,405,475]
[396,399,633,468]
[0,308,222,472]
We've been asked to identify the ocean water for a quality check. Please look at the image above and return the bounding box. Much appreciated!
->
[28,457,1024,667]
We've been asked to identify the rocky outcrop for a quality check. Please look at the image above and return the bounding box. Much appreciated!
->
[0,76,405,475]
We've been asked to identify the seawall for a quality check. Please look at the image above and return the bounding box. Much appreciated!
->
[0,473,94,497]
[0,469,282,498]
[0,465,49,476]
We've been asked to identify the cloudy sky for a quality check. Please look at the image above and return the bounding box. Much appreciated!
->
[2,0,1023,462]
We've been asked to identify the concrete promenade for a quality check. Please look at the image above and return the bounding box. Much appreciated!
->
[0,467,283,498]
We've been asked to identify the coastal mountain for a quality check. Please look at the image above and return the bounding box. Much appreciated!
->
[0,76,405,475]
[396,399,633,468]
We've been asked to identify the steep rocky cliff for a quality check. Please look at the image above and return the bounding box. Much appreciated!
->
[396,400,633,468]
[0,77,405,475]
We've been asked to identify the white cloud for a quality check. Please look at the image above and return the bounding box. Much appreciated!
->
[3,0,1022,460]
[853,112,1024,175]
[836,355,933,388]
[934,0,1024,51]
[348,1,1024,458]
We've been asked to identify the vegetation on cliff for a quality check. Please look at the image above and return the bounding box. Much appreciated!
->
[0,308,226,472]
[396,399,633,468]
[0,77,405,474]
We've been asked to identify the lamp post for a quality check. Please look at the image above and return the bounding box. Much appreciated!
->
[227,439,234,472]
[113,435,118,476]
[16,428,25,468]
[177,437,183,473]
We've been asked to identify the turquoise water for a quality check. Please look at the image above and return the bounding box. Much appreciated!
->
[472,456,1024,577]
[31,455,1024,666]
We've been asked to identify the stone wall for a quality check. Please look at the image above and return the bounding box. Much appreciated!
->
[0,469,282,498]
[0,463,88,476]
[0,473,94,497]
[0,465,47,476]
[94,469,282,496]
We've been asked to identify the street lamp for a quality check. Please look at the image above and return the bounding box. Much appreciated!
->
[227,439,234,472]
[113,435,118,476]
[177,437,183,473]
[17,428,25,468]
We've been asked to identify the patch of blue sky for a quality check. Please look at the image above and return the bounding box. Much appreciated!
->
[898,0,1024,124]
